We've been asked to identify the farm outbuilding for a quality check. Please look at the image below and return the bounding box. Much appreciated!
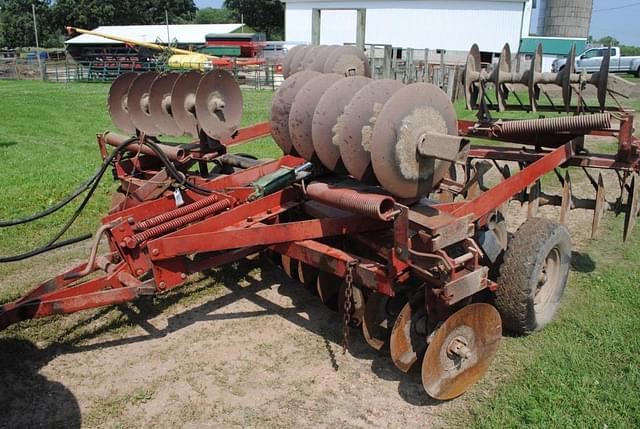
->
[283,0,534,53]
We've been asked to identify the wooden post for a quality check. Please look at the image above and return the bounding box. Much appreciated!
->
[383,44,392,79]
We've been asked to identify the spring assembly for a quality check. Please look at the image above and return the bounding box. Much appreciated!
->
[492,113,612,136]
[135,194,221,231]
[126,199,232,248]
[306,182,397,221]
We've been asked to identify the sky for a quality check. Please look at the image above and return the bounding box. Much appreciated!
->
[195,0,640,46]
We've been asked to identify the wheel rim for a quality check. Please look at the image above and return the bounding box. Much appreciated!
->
[534,247,561,313]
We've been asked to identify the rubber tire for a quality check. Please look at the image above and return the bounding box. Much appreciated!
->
[635,66,640,78]
[495,217,571,335]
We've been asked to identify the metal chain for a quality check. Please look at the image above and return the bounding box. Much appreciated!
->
[342,259,357,354]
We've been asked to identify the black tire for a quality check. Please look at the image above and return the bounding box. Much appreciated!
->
[495,218,571,335]
[635,66,640,78]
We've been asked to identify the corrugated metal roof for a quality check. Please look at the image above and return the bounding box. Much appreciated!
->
[65,24,245,45]
[519,37,587,55]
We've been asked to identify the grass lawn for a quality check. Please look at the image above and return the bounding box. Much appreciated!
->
[0,79,639,426]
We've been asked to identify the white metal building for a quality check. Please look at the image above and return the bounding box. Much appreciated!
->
[284,0,533,53]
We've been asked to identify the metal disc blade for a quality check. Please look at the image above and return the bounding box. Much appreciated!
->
[299,45,323,71]
[307,45,336,72]
[464,44,481,111]
[270,70,321,155]
[148,72,182,136]
[421,303,501,400]
[195,69,243,141]
[312,76,371,172]
[316,271,340,308]
[298,261,319,293]
[171,70,202,137]
[362,292,392,351]
[108,72,138,134]
[338,282,366,326]
[282,44,305,79]
[128,71,161,136]
[281,254,300,281]
[289,73,343,162]
[624,175,639,242]
[338,79,404,183]
[288,45,311,76]
[390,301,427,373]
[370,83,458,199]
[528,44,543,112]
[324,46,371,77]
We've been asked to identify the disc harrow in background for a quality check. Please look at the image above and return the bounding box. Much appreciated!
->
[281,44,371,78]
[148,72,182,136]
[287,45,312,77]
[324,45,371,78]
[312,76,372,172]
[338,79,404,183]
[282,44,305,79]
[195,69,243,141]
[270,70,321,155]
[107,72,138,134]
[289,73,343,162]
[370,83,459,199]
[170,70,202,137]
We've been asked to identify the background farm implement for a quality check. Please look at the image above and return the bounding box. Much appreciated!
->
[1,43,638,401]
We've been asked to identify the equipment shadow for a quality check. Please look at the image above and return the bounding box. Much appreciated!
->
[35,255,437,407]
[0,338,81,429]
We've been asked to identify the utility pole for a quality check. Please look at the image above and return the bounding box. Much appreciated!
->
[165,9,171,46]
[32,3,43,80]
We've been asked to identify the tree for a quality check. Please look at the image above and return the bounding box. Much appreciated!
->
[595,35,620,47]
[195,7,235,24]
[224,0,284,39]
[0,0,60,48]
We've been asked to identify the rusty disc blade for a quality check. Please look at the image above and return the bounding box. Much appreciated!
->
[338,282,366,326]
[623,174,639,242]
[324,46,371,77]
[270,70,321,155]
[307,45,336,72]
[421,303,501,400]
[128,71,161,136]
[528,44,543,112]
[195,69,243,141]
[312,76,372,172]
[370,83,458,199]
[288,45,311,76]
[463,44,481,111]
[171,70,202,137]
[298,261,319,294]
[282,44,305,79]
[299,45,323,71]
[148,72,182,136]
[494,43,511,112]
[281,254,300,281]
[316,271,340,308]
[107,72,138,134]
[362,292,393,350]
[289,73,343,162]
[338,79,404,183]
[390,300,428,373]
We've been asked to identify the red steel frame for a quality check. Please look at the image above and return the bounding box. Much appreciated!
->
[1,113,638,331]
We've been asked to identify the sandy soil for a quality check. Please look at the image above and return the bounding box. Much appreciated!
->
[0,136,632,429]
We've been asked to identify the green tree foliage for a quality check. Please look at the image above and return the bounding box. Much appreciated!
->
[0,0,61,48]
[195,7,235,24]
[223,0,284,39]
[591,35,640,57]
[595,35,620,47]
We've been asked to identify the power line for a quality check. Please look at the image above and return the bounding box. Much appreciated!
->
[593,1,640,12]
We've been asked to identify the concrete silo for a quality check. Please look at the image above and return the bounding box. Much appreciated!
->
[541,0,593,38]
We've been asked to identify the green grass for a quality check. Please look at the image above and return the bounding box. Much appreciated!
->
[0,81,280,279]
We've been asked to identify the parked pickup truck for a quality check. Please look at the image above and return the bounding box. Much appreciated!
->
[552,47,640,76]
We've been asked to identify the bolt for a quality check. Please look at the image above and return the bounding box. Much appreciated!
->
[127,217,135,225]
[247,216,253,222]
[136,268,144,276]
[158,281,166,290]
[396,247,404,255]
[180,273,187,280]
[119,241,126,248]
[266,209,272,214]
[152,248,159,256]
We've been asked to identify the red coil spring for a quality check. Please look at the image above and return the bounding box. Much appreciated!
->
[493,113,611,135]
[306,182,396,221]
[135,194,220,231]
[129,199,231,246]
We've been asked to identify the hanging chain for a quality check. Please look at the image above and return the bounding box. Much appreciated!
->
[342,259,358,354]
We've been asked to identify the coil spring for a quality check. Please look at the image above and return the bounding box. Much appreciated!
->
[306,182,396,221]
[130,199,231,246]
[135,194,220,231]
[493,113,611,135]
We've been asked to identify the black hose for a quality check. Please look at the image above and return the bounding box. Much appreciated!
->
[0,137,138,263]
